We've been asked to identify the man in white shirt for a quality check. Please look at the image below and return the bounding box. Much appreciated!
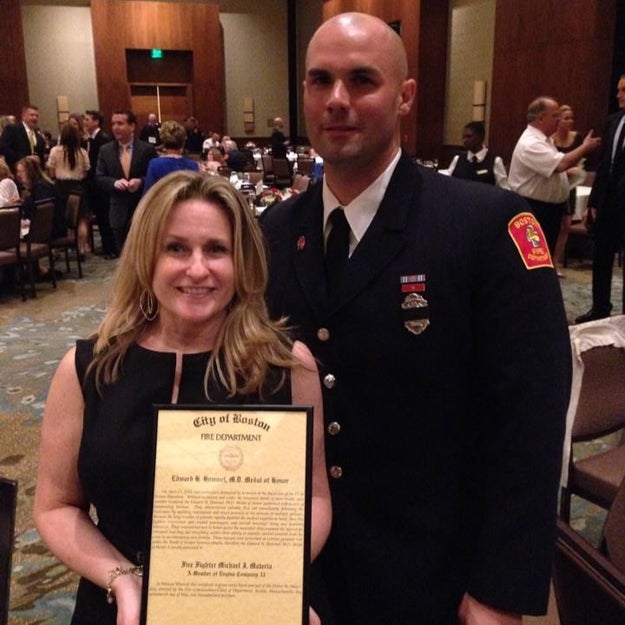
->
[443,121,509,189]
[508,97,599,253]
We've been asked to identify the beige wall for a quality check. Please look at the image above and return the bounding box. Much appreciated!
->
[21,5,98,134]
[220,0,289,139]
[444,0,495,146]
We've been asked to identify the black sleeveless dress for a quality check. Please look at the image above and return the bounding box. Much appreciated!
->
[71,338,291,625]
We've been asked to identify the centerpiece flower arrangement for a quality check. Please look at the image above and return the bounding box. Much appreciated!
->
[259,187,299,207]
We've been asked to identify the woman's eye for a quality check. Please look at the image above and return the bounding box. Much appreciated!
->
[165,242,185,254]
[206,243,228,255]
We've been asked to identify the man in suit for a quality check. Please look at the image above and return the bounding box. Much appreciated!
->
[139,112,162,149]
[575,74,625,322]
[0,105,45,170]
[270,117,288,158]
[84,110,115,258]
[261,13,570,625]
[96,109,156,253]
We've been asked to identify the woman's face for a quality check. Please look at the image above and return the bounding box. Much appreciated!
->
[558,109,574,131]
[15,163,28,187]
[151,198,236,341]
[68,117,82,131]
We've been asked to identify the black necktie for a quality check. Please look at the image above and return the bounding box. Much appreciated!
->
[471,155,478,163]
[325,207,350,298]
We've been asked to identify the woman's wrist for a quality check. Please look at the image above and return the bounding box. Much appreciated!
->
[106,565,143,604]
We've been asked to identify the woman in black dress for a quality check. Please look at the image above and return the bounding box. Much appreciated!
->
[34,172,331,625]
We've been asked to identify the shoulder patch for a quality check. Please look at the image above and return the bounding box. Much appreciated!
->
[507,212,553,270]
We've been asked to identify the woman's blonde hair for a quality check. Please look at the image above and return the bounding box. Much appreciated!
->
[159,120,187,150]
[91,170,295,397]
[0,158,12,180]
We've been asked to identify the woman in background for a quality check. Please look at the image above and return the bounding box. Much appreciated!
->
[552,104,584,278]
[15,156,64,233]
[47,123,90,257]
[203,146,226,173]
[33,171,331,625]
[142,120,199,194]
[0,158,20,206]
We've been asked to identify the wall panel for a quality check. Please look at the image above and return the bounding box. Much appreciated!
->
[90,0,223,133]
[0,0,29,116]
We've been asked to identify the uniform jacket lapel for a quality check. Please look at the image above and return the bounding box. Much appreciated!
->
[291,183,328,321]
[332,154,420,313]
[290,154,421,318]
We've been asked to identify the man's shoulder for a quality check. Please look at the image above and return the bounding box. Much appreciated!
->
[261,187,316,229]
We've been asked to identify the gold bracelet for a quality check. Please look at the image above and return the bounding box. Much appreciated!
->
[105,565,143,604]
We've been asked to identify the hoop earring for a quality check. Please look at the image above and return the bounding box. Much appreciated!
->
[139,290,159,321]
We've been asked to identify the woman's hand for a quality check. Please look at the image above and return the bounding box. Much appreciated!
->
[112,570,143,625]
[458,593,522,625]
[309,606,321,625]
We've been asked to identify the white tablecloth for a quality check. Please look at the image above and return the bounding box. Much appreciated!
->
[574,185,591,221]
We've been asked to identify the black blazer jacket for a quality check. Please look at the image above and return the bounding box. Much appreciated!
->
[262,154,571,624]
[95,138,156,228]
[589,110,625,240]
[0,122,46,169]
[86,129,111,180]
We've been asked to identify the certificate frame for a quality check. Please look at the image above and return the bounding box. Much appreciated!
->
[141,405,313,625]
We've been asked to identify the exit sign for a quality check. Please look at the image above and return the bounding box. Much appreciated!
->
[151,49,163,59]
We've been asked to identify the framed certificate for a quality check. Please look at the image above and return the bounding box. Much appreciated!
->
[141,405,313,625]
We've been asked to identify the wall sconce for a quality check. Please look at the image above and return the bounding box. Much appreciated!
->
[243,97,255,134]
[472,80,486,122]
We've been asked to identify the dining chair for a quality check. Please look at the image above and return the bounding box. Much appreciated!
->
[0,207,26,301]
[553,477,625,625]
[296,157,314,176]
[261,154,275,186]
[560,317,625,522]
[245,171,263,186]
[272,158,292,188]
[0,477,17,625]
[20,199,57,298]
[51,192,83,279]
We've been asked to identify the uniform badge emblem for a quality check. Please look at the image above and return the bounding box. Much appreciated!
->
[508,212,553,270]
[297,235,306,251]
[401,292,430,335]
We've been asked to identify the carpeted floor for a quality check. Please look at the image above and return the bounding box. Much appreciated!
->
[0,245,621,624]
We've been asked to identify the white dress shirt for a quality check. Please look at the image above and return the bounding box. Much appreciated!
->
[508,125,569,203]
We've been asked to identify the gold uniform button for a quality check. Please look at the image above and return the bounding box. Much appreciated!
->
[327,421,341,435]
[329,465,343,479]
[323,373,336,389]
[317,327,330,342]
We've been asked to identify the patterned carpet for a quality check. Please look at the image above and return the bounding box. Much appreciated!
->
[0,247,621,624]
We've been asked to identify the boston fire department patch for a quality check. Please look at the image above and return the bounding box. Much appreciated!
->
[507,212,553,270]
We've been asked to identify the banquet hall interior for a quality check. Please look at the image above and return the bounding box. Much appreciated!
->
[2,1,625,624]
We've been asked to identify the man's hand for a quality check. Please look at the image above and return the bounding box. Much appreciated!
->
[584,206,597,231]
[581,129,601,153]
[114,178,130,191]
[127,178,143,193]
[458,593,522,625]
